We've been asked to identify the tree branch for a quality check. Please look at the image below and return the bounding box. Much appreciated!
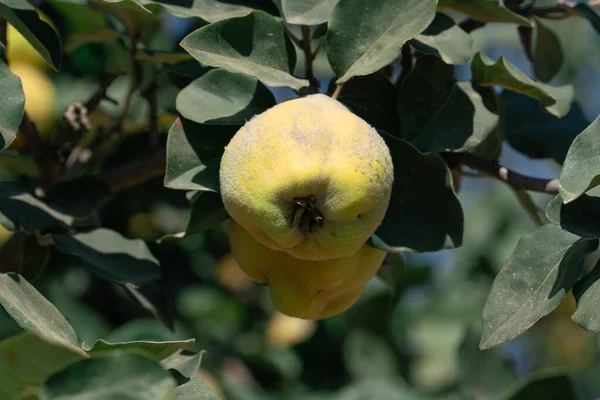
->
[440,152,560,195]
[301,25,319,94]
[100,146,166,192]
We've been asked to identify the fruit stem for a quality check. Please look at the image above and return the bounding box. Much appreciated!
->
[292,196,324,236]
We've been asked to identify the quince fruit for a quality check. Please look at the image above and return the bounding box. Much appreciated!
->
[220,94,393,261]
[229,220,386,319]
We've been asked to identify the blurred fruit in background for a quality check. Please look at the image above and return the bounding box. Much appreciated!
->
[6,24,49,71]
[126,212,160,240]
[216,253,255,294]
[266,311,317,349]
[9,62,57,136]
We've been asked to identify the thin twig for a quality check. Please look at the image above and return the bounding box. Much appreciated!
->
[331,84,344,100]
[283,25,303,48]
[84,73,120,113]
[301,25,318,94]
[311,37,323,60]
[440,152,560,195]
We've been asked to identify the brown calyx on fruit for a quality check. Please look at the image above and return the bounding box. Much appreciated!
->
[292,196,324,237]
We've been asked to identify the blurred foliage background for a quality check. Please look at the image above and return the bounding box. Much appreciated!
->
[2,1,600,399]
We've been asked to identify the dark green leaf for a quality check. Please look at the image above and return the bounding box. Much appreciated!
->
[53,228,161,286]
[123,282,175,331]
[327,0,437,83]
[148,0,279,22]
[86,338,195,361]
[41,353,177,399]
[186,191,229,235]
[0,152,38,180]
[44,178,112,218]
[136,49,193,64]
[0,44,24,151]
[503,371,578,400]
[546,194,600,238]
[410,12,473,65]
[161,349,203,379]
[480,224,598,349]
[471,52,574,117]
[572,259,600,332]
[398,56,500,156]
[164,118,236,192]
[0,273,83,351]
[176,375,221,399]
[0,0,62,70]
[0,332,87,399]
[560,114,600,203]
[502,90,588,164]
[180,11,307,90]
[327,73,399,135]
[372,132,464,253]
[280,0,340,25]
[438,0,531,26]
[532,17,564,82]
[176,69,275,125]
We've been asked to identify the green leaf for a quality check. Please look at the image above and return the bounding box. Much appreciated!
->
[327,0,437,84]
[502,91,588,164]
[164,118,236,192]
[398,56,500,156]
[161,350,203,379]
[0,332,87,400]
[146,0,280,23]
[135,49,193,64]
[457,328,516,399]
[65,27,121,53]
[560,114,600,203]
[176,375,221,400]
[409,12,473,65]
[186,191,229,235]
[502,370,578,400]
[479,224,598,349]
[0,273,83,351]
[0,0,62,70]
[176,69,275,125]
[437,0,531,27]
[53,228,161,286]
[86,338,195,361]
[180,11,307,90]
[124,283,175,331]
[335,379,421,400]
[0,45,24,151]
[280,0,340,25]
[327,73,399,135]
[372,132,464,253]
[41,353,177,400]
[546,195,600,238]
[0,152,38,180]
[572,259,600,332]
[471,52,574,118]
[343,330,398,380]
[532,17,564,82]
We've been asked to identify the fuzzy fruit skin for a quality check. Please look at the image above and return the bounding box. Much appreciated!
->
[229,220,386,320]
[220,94,393,261]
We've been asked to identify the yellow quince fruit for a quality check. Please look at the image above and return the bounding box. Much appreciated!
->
[229,220,386,320]
[220,94,394,261]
